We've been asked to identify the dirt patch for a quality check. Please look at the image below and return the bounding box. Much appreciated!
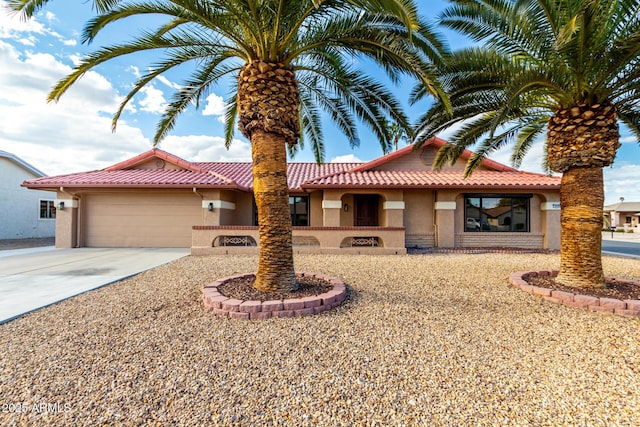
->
[0,237,54,250]
[218,274,334,302]
[525,276,640,300]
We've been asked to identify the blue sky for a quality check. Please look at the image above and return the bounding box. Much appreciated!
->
[0,0,638,205]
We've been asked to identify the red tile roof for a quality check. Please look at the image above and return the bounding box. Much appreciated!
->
[24,169,244,189]
[22,143,561,191]
[193,162,361,191]
[300,170,560,190]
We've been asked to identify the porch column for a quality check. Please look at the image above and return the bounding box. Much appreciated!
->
[610,210,619,227]
[540,201,561,250]
[55,198,78,248]
[383,201,405,227]
[322,200,342,227]
[435,201,456,248]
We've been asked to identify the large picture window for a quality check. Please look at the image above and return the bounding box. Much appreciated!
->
[39,200,56,219]
[465,195,530,232]
[252,195,309,226]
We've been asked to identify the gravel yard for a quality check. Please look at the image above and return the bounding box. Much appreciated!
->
[1,253,639,426]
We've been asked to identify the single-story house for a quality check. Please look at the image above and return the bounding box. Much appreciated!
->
[0,150,56,240]
[22,138,561,254]
[604,201,640,230]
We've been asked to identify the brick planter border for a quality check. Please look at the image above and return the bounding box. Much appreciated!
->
[509,270,640,319]
[202,272,347,320]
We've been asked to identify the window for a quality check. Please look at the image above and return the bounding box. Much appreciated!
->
[464,195,530,232]
[40,200,56,219]
[251,195,310,226]
[290,196,309,226]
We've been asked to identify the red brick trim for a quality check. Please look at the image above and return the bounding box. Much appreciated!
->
[193,225,404,231]
[202,273,347,320]
[509,271,640,319]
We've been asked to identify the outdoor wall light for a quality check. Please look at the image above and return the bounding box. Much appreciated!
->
[58,201,65,211]
[343,203,349,212]
[208,202,214,212]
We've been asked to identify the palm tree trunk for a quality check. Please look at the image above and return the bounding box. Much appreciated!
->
[251,129,297,293]
[555,167,605,288]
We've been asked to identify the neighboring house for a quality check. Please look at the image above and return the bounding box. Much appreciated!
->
[22,138,561,253]
[0,150,56,240]
[603,202,640,230]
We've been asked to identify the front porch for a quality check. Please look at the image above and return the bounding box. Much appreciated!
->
[191,226,407,255]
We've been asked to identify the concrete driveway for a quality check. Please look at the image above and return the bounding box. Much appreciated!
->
[0,247,189,324]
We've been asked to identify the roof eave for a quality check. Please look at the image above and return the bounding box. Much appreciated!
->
[1,151,47,177]
[22,183,249,191]
[300,184,560,191]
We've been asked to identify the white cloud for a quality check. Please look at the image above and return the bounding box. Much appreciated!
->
[604,164,640,205]
[0,5,48,38]
[488,136,640,205]
[68,53,82,66]
[0,22,250,178]
[202,93,227,123]
[156,75,181,90]
[0,39,151,175]
[128,66,141,78]
[17,36,36,46]
[434,121,466,142]
[0,4,76,46]
[202,93,225,116]
[487,139,547,174]
[620,135,638,144]
[138,85,166,114]
[330,154,363,163]
[158,135,251,162]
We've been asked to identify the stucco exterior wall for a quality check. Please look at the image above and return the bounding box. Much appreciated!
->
[309,191,324,227]
[403,190,435,247]
[192,226,407,255]
[50,185,560,250]
[231,192,255,226]
[371,147,489,172]
[339,193,354,226]
[54,191,77,248]
[540,193,561,249]
[136,158,185,170]
[0,158,55,239]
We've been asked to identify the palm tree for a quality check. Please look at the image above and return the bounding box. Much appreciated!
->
[413,0,640,288]
[13,0,448,292]
[388,121,408,151]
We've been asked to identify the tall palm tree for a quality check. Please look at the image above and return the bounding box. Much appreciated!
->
[388,121,408,151]
[12,0,448,292]
[413,0,640,289]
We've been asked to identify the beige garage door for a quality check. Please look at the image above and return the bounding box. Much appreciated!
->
[83,192,202,247]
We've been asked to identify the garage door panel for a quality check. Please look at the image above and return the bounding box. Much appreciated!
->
[83,193,201,247]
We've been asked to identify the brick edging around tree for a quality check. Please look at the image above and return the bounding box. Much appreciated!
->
[509,270,640,319]
[202,273,347,320]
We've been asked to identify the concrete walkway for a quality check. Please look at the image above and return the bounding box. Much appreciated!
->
[0,247,189,324]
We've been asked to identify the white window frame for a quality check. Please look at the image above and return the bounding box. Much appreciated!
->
[39,199,56,220]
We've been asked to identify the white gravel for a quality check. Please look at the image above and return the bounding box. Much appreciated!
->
[1,253,639,426]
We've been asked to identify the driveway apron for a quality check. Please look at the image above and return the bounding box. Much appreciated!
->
[0,247,189,324]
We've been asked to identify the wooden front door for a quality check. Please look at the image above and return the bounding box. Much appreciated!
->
[354,195,379,226]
